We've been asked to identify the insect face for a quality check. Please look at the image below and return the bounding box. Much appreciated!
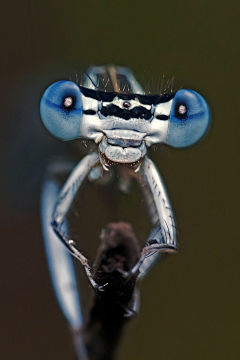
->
[40,77,210,167]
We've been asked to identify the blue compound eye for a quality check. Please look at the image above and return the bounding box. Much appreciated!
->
[167,89,210,148]
[40,81,83,141]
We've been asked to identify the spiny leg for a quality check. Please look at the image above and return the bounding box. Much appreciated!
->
[135,157,178,279]
[119,157,178,281]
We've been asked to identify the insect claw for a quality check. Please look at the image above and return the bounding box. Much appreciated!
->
[116,268,129,278]
[102,163,109,172]
[123,307,137,318]
[96,282,108,292]
[94,133,104,144]
[69,239,77,247]
[134,164,141,173]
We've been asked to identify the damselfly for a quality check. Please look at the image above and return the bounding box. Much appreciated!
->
[40,65,210,327]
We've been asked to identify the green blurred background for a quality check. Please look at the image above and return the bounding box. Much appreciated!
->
[0,1,239,359]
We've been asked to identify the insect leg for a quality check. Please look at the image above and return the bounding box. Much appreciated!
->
[130,242,177,280]
[131,157,178,279]
[124,287,141,317]
[51,152,106,290]
[141,156,178,245]
[52,152,99,226]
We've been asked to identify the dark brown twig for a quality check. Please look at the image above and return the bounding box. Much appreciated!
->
[80,222,141,360]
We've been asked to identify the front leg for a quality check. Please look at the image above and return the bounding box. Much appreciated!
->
[51,152,106,290]
[52,152,99,225]
[129,240,177,280]
[131,156,178,280]
[52,222,106,290]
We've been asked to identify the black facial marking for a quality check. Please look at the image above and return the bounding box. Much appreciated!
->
[100,104,152,120]
[156,114,169,120]
[132,106,152,120]
[80,85,176,105]
[83,109,97,115]
[137,93,175,105]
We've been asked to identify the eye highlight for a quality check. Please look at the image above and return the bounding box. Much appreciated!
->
[177,104,187,116]
[62,96,75,109]
[167,89,210,148]
[40,81,83,141]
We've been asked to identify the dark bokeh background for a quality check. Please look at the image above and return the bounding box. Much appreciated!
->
[1,1,239,359]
